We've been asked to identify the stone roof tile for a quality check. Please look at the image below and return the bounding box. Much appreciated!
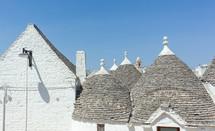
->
[111,64,142,91]
[131,54,215,125]
[73,74,132,122]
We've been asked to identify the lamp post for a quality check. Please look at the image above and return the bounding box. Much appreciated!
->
[19,48,32,131]
[1,85,11,131]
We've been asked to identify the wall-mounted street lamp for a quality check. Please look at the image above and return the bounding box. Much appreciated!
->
[18,48,32,131]
[19,48,32,67]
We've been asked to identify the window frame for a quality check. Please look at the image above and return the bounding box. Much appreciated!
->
[157,126,180,131]
[97,124,105,131]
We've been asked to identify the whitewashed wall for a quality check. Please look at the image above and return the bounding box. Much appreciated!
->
[0,24,76,131]
[72,114,215,131]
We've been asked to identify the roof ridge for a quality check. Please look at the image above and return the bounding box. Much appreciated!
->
[32,24,76,75]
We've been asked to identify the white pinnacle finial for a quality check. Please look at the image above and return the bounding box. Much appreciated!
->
[120,51,132,65]
[110,59,118,71]
[163,36,168,45]
[136,57,143,73]
[125,51,128,57]
[95,59,109,75]
[113,59,116,64]
[100,59,105,67]
[136,57,141,62]
[159,36,174,56]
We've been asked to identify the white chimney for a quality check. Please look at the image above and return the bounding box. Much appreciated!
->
[76,51,86,83]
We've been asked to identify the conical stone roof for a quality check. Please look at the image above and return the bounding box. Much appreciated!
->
[73,61,132,122]
[202,57,215,86]
[112,64,142,90]
[131,37,215,125]
[111,52,142,90]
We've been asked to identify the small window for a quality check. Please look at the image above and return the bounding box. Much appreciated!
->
[157,126,180,131]
[97,124,105,131]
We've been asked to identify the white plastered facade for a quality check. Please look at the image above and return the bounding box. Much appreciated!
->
[72,107,215,131]
[0,24,76,131]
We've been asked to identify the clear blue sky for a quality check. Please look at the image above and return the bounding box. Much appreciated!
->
[0,0,215,71]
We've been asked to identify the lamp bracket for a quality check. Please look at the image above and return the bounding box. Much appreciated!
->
[22,48,33,67]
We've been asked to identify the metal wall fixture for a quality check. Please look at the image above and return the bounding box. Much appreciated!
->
[19,48,33,67]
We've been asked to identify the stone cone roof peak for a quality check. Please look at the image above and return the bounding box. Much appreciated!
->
[110,59,118,71]
[202,57,215,86]
[120,51,132,65]
[131,53,215,125]
[73,71,131,122]
[159,36,174,56]
[95,59,109,75]
[111,53,142,89]
[112,65,142,90]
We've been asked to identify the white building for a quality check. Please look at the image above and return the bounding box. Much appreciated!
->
[72,37,215,131]
[0,24,78,131]
[1,24,215,131]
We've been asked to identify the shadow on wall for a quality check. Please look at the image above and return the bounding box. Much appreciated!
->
[128,127,153,131]
[75,78,82,100]
[144,128,153,131]
[129,127,135,131]
[32,57,50,103]
[38,82,50,103]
